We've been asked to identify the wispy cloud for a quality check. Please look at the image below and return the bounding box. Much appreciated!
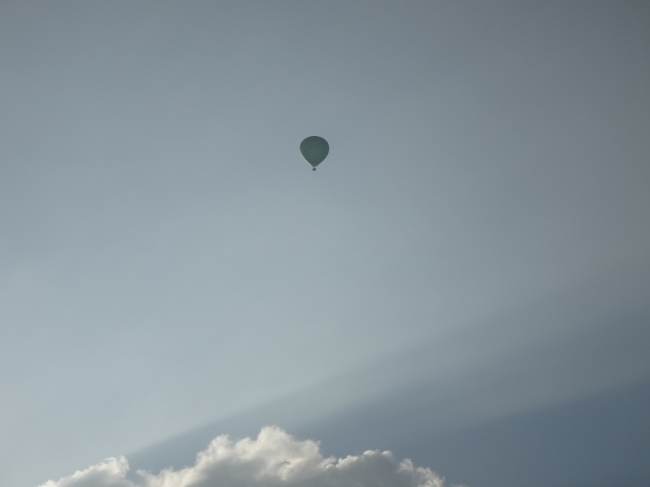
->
[38,427,458,487]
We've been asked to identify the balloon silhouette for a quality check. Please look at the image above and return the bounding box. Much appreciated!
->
[300,136,329,171]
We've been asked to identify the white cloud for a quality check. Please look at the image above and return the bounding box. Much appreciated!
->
[37,456,133,487]
[38,427,459,487]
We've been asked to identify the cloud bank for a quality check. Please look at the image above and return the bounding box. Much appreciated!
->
[38,427,456,487]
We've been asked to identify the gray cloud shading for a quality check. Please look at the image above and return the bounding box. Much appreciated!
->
[38,427,455,487]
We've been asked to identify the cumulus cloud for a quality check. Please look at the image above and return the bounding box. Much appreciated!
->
[38,427,460,487]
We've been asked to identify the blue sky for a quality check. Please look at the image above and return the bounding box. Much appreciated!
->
[1,2,649,486]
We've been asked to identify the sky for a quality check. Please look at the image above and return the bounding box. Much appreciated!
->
[1,1,649,486]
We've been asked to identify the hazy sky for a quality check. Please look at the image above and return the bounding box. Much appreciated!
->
[1,2,649,486]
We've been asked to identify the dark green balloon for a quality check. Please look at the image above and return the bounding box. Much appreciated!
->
[300,136,329,170]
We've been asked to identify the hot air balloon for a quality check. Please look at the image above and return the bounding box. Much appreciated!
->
[300,136,329,171]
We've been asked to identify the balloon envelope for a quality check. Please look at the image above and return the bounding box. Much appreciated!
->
[300,136,329,168]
